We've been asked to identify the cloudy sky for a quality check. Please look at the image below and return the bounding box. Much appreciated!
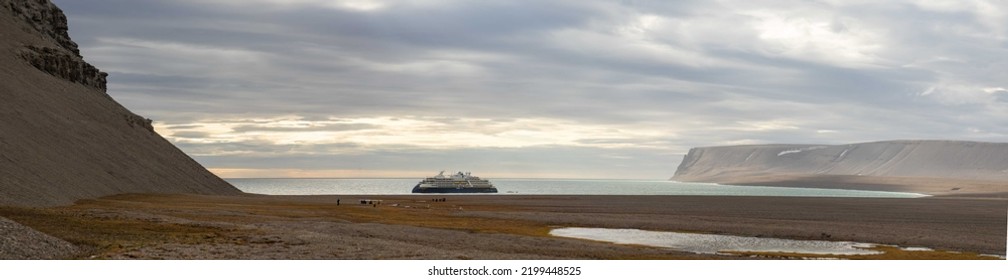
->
[54,0,1007,179]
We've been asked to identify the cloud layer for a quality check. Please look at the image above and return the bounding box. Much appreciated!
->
[54,0,1008,178]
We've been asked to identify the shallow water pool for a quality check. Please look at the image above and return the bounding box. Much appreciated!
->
[550,227,883,256]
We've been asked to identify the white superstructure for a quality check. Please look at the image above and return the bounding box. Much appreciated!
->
[412,171,497,193]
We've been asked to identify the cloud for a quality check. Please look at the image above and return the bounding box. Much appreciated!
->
[52,0,1008,178]
[195,145,679,179]
[155,115,679,153]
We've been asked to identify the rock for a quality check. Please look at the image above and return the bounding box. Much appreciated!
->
[19,45,108,92]
[0,216,80,259]
[3,0,107,92]
[3,0,80,55]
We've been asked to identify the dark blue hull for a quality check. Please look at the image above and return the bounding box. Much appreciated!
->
[411,184,498,193]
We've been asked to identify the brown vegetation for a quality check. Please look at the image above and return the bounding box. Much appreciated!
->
[2,194,1004,259]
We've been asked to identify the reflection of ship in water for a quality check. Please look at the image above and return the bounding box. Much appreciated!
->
[411,171,498,193]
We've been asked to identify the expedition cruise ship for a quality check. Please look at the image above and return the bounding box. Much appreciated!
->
[412,171,498,193]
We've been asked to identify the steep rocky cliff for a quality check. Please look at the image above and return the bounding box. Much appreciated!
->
[4,0,107,92]
[1,0,241,207]
[674,140,1008,183]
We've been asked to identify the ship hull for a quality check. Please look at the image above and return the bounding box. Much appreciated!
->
[411,184,498,193]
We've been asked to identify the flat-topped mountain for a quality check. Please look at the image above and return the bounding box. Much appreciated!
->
[0,0,241,207]
[673,140,1008,195]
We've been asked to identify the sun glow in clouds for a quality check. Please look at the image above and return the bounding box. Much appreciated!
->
[155,115,676,156]
[195,0,388,11]
[747,10,884,67]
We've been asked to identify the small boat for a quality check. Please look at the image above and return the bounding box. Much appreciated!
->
[412,171,498,193]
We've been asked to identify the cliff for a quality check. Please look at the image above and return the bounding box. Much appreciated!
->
[0,0,241,208]
[673,140,1008,186]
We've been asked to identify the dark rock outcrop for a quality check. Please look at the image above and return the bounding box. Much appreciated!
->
[3,0,107,92]
[19,45,108,92]
[3,0,79,54]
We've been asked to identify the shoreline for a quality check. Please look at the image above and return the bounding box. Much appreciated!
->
[675,174,1008,198]
[229,177,938,198]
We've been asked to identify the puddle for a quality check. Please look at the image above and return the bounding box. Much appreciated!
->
[550,227,882,256]
[901,247,933,251]
[979,254,1007,260]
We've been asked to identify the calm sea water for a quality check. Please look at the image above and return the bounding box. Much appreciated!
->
[226,178,928,198]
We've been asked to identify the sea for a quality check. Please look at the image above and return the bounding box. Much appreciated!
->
[226,178,928,198]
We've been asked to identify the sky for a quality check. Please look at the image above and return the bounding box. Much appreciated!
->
[52,0,1008,179]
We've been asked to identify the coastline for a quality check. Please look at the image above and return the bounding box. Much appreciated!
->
[675,174,1008,198]
[227,178,932,198]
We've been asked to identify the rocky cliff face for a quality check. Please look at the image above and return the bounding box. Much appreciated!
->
[1,0,241,207]
[4,0,107,92]
[19,44,109,92]
[3,0,79,54]
[673,140,1008,183]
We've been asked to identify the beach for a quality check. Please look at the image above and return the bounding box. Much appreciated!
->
[2,193,1004,259]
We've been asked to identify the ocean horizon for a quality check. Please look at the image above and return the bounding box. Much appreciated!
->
[226,178,928,198]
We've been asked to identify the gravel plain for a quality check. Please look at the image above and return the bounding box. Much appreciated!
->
[4,193,1003,259]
